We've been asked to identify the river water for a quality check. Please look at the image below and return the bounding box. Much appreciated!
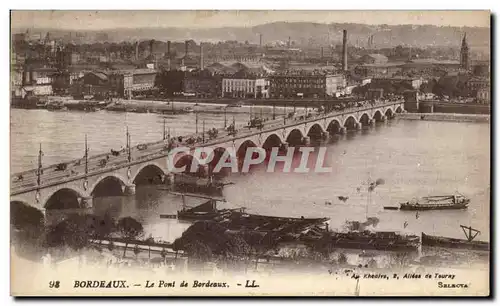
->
[10,108,491,244]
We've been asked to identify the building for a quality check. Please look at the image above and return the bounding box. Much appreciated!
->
[476,87,490,104]
[354,62,404,78]
[222,71,268,98]
[268,73,345,99]
[183,71,221,98]
[367,88,384,100]
[359,54,389,65]
[371,77,424,91]
[460,33,470,71]
[121,69,158,98]
[399,59,461,77]
[10,66,24,98]
[17,67,58,97]
[466,76,490,93]
[71,71,120,98]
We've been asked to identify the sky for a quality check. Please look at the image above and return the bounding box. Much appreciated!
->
[11,10,490,30]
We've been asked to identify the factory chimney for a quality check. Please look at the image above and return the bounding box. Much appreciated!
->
[135,41,139,61]
[342,29,348,71]
[149,40,154,56]
[288,36,291,48]
[259,34,262,47]
[167,40,171,71]
[200,43,204,71]
[321,47,324,59]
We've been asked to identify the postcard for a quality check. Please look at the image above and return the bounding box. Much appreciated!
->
[10,10,491,296]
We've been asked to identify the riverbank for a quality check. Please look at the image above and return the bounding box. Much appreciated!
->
[398,113,490,123]
[105,99,292,114]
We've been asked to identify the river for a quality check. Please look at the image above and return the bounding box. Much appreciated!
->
[10,108,491,244]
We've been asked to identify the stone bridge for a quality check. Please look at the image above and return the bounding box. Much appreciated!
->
[10,100,404,213]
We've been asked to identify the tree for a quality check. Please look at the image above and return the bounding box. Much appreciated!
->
[420,80,436,94]
[116,217,144,258]
[44,214,91,252]
[338,252,348,265]
[133,244,141,258]
[145,236,155,259]
[11,202,44,232]
[352,84,369,97]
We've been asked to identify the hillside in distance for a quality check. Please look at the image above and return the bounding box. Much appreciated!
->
[14,21,490,51]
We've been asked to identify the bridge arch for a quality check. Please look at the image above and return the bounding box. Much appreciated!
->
[326,119,342,134]
[384,107,394,119]
[395,105,404,113]
[133,162,166,186]
[286,128,305,146]
[358,112,371,127]
[45,187,86,210]
[262,133,284,150]
[373,110,384,122]
[173,153,204,174]
[90,174,127,198]
[236,140,258,160]
[207,146,235,176]
[343,115,358,130]
[306,123,325,140]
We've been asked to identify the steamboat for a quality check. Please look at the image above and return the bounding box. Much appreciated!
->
[399,194,469,211]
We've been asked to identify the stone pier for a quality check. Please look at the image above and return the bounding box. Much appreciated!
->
[80,196,93,209]
[302,136,310,145]
[124,184,136,195]
[339,127,347,135]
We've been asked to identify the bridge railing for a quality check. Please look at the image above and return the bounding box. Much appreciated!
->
[11,100,403,191]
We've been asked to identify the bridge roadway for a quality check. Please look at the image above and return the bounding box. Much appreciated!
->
[10,100,404,209]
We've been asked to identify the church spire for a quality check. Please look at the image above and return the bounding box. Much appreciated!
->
[462,33,468,49]
[460,32,470,71]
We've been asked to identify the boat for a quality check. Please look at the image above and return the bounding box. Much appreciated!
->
[399,194,470,211]
[219,211,329,234]
[35,100,47,109]
[175,199,240,221]
[421,233,489,251]
[160,193,245,221]
[46,101,66,111]
[319,230,421,252]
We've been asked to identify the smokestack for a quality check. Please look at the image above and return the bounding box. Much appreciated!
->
[184,40,189,57]
[135,41,139,61]
[288,36,291,48]
[149,40,154,56]
[200,43,204,70]
[166,41,171,70]
[342,30,348,71]
[321,47,324,59]
[259,34,262,47]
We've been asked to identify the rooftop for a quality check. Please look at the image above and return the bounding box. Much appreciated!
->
[363,54,389,61]
[404,59,461,65]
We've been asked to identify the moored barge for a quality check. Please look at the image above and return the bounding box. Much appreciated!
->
[421,232,489,252]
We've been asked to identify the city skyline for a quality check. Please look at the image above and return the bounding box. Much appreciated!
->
[11,10,490,31]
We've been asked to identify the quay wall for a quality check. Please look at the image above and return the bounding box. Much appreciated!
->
[414,101,491,115]
[398,113,490,123]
